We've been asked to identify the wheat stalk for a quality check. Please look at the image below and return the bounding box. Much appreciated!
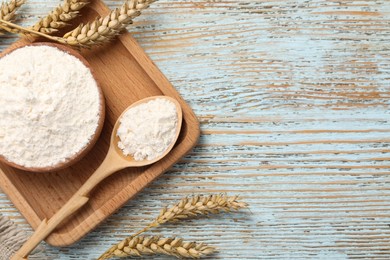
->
[98,236,216,260]
[0,0,25,33]
[31,0,89,34]
[131,194,247,237]
[152,194,248,227]
[98,194,247,259]
[0,0,155,47]
[62,0,155,46]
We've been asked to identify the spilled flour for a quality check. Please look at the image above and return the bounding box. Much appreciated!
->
[0,45,101,168]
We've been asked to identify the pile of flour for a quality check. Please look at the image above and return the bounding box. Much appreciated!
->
[0,45,101,168]
[117,98,178,161]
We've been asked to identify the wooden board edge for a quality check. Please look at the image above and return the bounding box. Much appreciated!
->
[42,1,200,246]
[45,121,200,246]
[0,171,42,226]
[0,0,201,247]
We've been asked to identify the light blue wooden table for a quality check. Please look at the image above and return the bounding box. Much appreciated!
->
[1,0,390,259]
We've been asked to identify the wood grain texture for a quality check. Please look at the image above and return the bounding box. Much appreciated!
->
[0,0,199,249]
[1,0,390,259]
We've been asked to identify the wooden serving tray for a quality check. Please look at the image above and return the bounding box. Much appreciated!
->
[0,0,199,247]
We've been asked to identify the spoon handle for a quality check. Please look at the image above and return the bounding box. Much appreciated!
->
[11,196,89,260]
[11,149,126,260]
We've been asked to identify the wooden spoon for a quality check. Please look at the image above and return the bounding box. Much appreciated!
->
[11,95,183,260]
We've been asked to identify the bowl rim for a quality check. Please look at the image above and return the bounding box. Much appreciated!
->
[0,42,106,173]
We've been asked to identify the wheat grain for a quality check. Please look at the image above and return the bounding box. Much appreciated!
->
[0,0,155,47]
[98,194,247,259]
[0,0,24,22]
[130,194,248,236]
[98,236,215,260]
[31,0,89,34]
[0,0,25,34]
[63,0,155,46]
[153,194,248,227]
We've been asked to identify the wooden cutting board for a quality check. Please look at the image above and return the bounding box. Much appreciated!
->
[0,0,200,247]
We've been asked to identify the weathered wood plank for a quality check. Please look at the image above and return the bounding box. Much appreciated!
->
[0,0,390,259]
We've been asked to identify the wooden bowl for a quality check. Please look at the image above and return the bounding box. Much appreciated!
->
[0,42,105,173]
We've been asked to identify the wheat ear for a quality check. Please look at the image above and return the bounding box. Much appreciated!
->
[0,0,25,33]
[0,0,25,21]
[31,0,89,34]
[62,0,155,46]
[0,0,155,47]
[152,194,248,227]
[131,194,247,236]
[98,236,216,260]
[98,194,247,259]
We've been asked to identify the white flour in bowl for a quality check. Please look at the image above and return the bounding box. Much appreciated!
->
[117,98,178,161]
[0,45,101,169]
